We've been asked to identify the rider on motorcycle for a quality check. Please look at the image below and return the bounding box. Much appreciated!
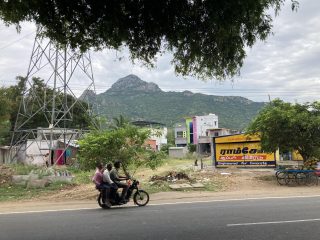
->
[92,163,111,207]
[110,160,129,203]
[103,163,119,203]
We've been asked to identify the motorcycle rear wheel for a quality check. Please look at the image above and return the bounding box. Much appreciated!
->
[133,190,149,206]
[97,193,110,209]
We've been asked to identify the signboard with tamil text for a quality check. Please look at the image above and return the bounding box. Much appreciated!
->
[214,134,276,167]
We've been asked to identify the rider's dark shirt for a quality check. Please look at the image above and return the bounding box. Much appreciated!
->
[110,168,121,184]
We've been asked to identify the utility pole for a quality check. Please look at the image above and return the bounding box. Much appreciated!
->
[10,30,99,165]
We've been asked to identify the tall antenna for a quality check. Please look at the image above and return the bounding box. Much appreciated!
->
[10,30,99,165]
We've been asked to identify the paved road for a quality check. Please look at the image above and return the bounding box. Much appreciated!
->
[1,196,320,240]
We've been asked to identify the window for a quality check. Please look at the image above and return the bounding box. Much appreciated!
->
[176,131,183,138]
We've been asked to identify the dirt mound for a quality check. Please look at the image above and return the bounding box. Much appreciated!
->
[150,171,191,182]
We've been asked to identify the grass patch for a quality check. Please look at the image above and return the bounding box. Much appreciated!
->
[0,164,93,202]
[70,170,93,185]
[202,181,225,192]
[9,164,41,175]
[142,181,171,194]
[0,181,73,202]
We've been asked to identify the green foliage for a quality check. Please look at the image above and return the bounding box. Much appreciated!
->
[0,1,298,80]
[166,128,175,145]
[160,144,172,155]
[78,124,164,170]
[10,164,41,175]
[0,76,95,145]
[12,76,93,130]
[109,114,129,130]
[0,87,11,122]
[246,99,320,162]
[68,169,93,184]
[188,144,197,153]
[0,87,13,144]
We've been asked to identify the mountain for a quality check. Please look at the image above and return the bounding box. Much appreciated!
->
[93,74,265,130]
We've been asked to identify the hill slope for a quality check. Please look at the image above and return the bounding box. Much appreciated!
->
[95,75,265,130]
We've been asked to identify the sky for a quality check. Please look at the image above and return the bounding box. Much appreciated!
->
[0,0,319,103]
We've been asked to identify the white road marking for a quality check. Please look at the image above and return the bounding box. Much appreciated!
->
[0,207,95,215]
[149,194,320,206]
[228,218,320,227]
[1,194,320,215]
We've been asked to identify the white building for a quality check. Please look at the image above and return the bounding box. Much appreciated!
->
[149,127,168,150]
[193,113,218,144]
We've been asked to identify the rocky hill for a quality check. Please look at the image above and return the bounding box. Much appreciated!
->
[91,75,265,130]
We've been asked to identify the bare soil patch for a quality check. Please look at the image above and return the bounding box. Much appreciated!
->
[32,168,279,201]
[2,166,319,208]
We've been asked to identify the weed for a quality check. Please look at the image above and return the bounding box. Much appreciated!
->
[0,181,73,202]
[10,164,41,175]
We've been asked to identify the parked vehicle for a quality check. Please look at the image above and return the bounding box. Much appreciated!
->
[97,179,149,209]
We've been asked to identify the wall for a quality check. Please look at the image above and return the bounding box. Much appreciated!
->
[193,114,219,144]
[0,146,12,164]
[24,140,54,165]
[185,118,193,144]
[145,139,157,151]
[169,147,188,158]
[149,127,168,150]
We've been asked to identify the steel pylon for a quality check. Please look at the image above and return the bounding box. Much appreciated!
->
[10,31,99,165]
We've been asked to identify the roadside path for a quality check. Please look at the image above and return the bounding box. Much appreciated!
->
[1,185,319,214]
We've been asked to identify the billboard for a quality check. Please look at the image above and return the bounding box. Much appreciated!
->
[214,134,276,167]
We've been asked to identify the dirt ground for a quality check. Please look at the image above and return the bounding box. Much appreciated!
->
[26,168,279,201]
[1,167,320,213]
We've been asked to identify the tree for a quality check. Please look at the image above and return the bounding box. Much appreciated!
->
[0,0,298,80]
[246,99,320,162]
[110,115,129,130]
[0,87,11,123]
[78,124,164,170]
[0,76,95,145]
[0,87,12,145]
[11,76,93,130]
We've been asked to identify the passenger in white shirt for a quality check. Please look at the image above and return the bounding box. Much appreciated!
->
[103,163,118,202]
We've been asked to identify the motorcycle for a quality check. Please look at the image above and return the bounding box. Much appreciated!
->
[97,179,149,209]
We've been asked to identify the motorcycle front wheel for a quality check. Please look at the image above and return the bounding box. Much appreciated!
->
[97,193,110,209]
[133,190,149,206]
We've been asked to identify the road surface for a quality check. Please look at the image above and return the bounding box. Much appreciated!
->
[1,195,320,240]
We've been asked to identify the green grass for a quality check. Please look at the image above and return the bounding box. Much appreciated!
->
[0,164,90,202]
[9,164,41,175]
[71,170,94,184]
[0,182,73,202]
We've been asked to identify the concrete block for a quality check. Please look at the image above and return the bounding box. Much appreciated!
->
[191,183,205,188]
[169,183,192,189]
[11,175,29,186]
[27,179,50,188]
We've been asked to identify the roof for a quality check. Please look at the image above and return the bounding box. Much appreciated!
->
[131,120,165,127]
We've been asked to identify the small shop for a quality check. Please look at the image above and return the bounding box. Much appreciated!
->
[212,134,278,168]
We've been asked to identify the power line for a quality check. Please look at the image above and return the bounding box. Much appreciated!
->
[0,30,36,51]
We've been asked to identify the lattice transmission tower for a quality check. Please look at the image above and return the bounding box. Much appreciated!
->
[10,31,100,165]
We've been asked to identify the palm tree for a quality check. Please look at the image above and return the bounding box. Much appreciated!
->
[110,115,129,129]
